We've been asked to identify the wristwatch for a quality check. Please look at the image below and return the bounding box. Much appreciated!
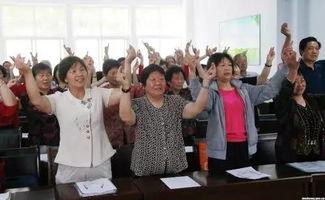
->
[121,87,131,93]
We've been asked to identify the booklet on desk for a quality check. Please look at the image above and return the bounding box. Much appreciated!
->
[75,178,117,197]
[160,176,201,189]
[226,167,271,180]
[0,192,10,200]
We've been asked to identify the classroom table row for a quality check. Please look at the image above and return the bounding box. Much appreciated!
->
[9,163,325,200]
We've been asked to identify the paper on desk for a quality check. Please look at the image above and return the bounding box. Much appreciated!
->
[0,192,10,200]
[160,176,201,189]
[75,178,117,197]
[226,167,271,179]
[287,161,325,173]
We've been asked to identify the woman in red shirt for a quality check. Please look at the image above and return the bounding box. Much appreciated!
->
[0,79,18,128]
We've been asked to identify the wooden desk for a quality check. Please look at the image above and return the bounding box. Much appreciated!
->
[55,178,142,200]
[134,164,310,200]
[311,173,325,197]
[11,188,55,200]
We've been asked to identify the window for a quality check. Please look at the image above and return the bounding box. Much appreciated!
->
[0,1,185,71]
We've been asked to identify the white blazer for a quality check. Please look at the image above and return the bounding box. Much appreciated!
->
[47,87,116,167]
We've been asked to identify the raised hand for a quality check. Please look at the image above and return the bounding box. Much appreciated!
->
[283,47,298,71]
[281,41,293,63]
[281,23,291,37]
[6,78,17,88]
[205,65,217,81]
[116,65,130,89]
[266,47,275,66]
[206,46,217,57]
[136,50,144,66]
[63,44,74,56]
[185,40,192,54]
[11,54,30,74]
[30,52,38,65]
[223,46,230,54]
[126,45,137,63]
[102,43,110,61]
[83,55,95,74]
[143,42,155,54]
[175,49,184,65]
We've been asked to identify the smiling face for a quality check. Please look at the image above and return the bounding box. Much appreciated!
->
[65,62,88,89]
[236,55,248,74]
[293,75,306,96]
[168,72,185,92]
[105,67,120,87]
[302,41,320,63]
[35,69,52,92]
[215,58,233,82]
[145,71,166,98]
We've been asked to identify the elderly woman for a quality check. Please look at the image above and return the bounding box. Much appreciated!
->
[0,79,18,128]
[118,48,215,176]
[274,50,325,163]
[190,51,296,175]
[13,55,120,184]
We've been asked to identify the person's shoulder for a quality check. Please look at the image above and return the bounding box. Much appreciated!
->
[315,59,325,67]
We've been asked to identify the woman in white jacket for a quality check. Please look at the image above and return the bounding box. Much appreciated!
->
[13,55,121,184]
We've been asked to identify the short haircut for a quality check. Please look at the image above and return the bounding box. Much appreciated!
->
[0,65,7,77]
[207,53,234,73]
[32,63,52,77]
[117,57,125,66]
[102,59,120,75]
[53,64,60,84]
[299,36,322,56]
[233,53,246,64]
[165,55,176,62]
[140,64,165,86]
[58,56,87,83]
[165,65,185,82]
[2,61,11,66]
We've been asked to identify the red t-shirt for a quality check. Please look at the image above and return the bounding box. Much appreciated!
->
[219,88,247,142]
[0,102,19,128]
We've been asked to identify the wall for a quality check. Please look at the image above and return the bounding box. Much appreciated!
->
[192,0,277,75]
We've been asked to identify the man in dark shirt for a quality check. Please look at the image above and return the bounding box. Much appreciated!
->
[298,37,325,94]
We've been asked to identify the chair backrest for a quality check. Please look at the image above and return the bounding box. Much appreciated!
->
[0,128,21,149]
[255,133,277,165]
[47,146,58,186]
[196,119,208,138]
[0,146,38,178]
[111,145,134,178]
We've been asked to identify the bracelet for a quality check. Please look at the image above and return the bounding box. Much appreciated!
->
[201,85,209,90]
[265,63,272,68]
[121,87,131,93]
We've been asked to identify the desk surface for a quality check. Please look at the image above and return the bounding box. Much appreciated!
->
[55,178,142,200]
[134,164,310,200]
[11,188,55,200]
[8,164,319,200]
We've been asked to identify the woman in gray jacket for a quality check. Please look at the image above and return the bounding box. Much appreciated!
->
[190,51,297,174]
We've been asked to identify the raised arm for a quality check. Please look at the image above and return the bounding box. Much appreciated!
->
[0,79,17,106]
[200,45,217,61]
[257,47,275,85]
[63,44,74,56]
[132,58,139,85]
[104,43,109,61]
[118,46,137,126]
[12,55,52,113]
[280,23,292,62]
[30,52,38,66]
[183,56,216,119]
